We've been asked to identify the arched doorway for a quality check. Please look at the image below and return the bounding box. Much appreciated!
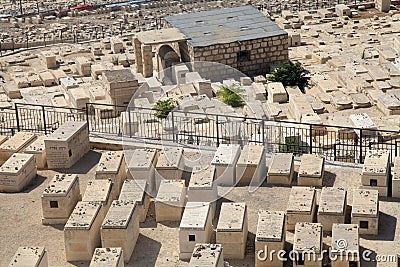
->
[157,45,181,83]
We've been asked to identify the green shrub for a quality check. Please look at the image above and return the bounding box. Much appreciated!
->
[217,84,245,108]
[267,61,310,93]
[153,98,177,119]
[111,56,119,66]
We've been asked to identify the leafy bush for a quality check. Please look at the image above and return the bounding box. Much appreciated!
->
[267,61,310,93]
[153,98,177,119]
[217,84,245,108]
[111,56,119,66]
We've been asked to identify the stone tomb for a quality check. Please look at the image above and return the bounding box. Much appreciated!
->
[236,145,267,185]
[125,148,158,194]
[286,186,317,230]
[255,210,286,267]
[267,153,294,185]
[101,200,139,263]
[89,248,124,267]
[155,180,186,222]
[216,202,248,260]
[298,154,325,187]
[0,132,36,164]
[118,179,150,223]
[0,153,37,193]
[293,222,323,267]
[155,147,184,181]
[8,246,48,267]
[64,201,104,261]
[82,179,114,217]
[95,151,126,199]
[189,244,224,267]
[179,202,213,260]
[267,82,288,103]
[392,157,400,198]
[331,224,360,267]
[41,174,81,225]
[317,187,347,231]
[361,150,390,196]
[211,144,241,186]
[351,189,379,235]
[24,135,47,169]
[44,121,90,169]
[349,114,377,136]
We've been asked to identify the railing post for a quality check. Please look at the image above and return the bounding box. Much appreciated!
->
[216,115,220,146]
[359,129,363,164]
[15,103,20,132]
[128,107,132,138]
[309,124,313,154]
[261,120,265,145]
[41,105,47,134]
[171,110,176,143]
[85,103,90,131]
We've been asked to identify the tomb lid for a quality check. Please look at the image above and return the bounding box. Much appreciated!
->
[42,174,79,197]
[65,201,102,230]
[189,165,215,189]
[180,202,211,230]
[0,153,35,175]
[318,187,346,215]
[293,222,322,253]
[82,179,113,204]
[24,135,46,152]
[287,186,316,213]
[96,151,124,174]
[102,200,137,229]
[211,144,241,165]
[156,180,185,204]
[45,121,87,142]
[0,132,36,151]
[256,210,285,242]
[91,247,123,265]
[331,224,359,254]
[217,202,247,232]
[237,145,264,166]
[362,150,390,176]
[103,69,136,84]
[268,153,293,175]
[118,179,148,205]
[352,189,379,217]
[393,157,400,181]
[189,244,223,266]
[156,147,183,169]
[9,246,46,266]
[125,148,157,169]
[298,154,324,178]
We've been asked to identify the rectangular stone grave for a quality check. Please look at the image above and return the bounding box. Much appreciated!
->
[82,179,114,217]
[44,121,89,169]
[179,202,213,260]
[216,202,248,260]
[392,157,400,198]
[237,145,267,185]
[0,132,36,164]
[298,154,325,187]
[361,150,390,196]
[96,151,126,199]
[286,186,317,230]
[267,153,294,185]
[24,135,47,169]
[349,113,377,136]
[155,180,186,222]
[317,187,347,231]
[8,247,48,267]
[89,247,124,267]
[41,173,81,224]
[118,179,150,222]
[101,200,139,263]
[0,153,37,192]
[189,244,224,267]
[255,210,286,267]
[211,144,241,186]
[293,222,323,266]
[267,82,288,103]
[156,147,184,181]
[351,189,379,235]
[64,201,104,261]
[331,224,359,267]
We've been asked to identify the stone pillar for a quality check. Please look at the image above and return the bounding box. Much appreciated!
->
[142,44,153,78]
[133,37,143,74]
[375,0,391,12]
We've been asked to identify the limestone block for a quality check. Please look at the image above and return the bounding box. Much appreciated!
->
[216,202,247,260]
[298,154,325,187]
[293,222,323,266]
[236,145,266,185]
[82,179,114,215]
[240,77,252,86]
[255,210,286,267]
[350,93,371,109]
[0,153,37,193]
[361,150,390,193]
[0,132,36,164]
[39,71,57,87]
[335,4,351,17]
[60,77,78,90]
[267,82,288,103]
[317,187,347,231]
[44,121,90,169]
[41,174,81,225]
[377,94,400,116]
[89,248,124,267]
[156,147,184,180]
[211,144,241,186]
[64,201,104,261]
[286,186,317,230]
[331,91,353,110]
[189,244,224,267]
[331,224,360,267]
[110,37,125,54]
[24,135,47,169]
[252,83,266,100]
[187,165,217,206]
[75,57,92,77]
[155,180,186,222]
[101,200,139,263]
[267,153,294,185]
[351,189,379,235]
[179,202,213,260]
[349,114,378,134]
[375,0,391,12]
[41,51,56,69]
[68,87,90,109]
[392,157,400,198]
[8,246,48,267]
[119,179,150,223]
[173,64,190,85]
[289,94,313,122]
[96,151,126,198]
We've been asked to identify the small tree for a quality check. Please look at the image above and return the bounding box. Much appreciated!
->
[111,56,119,66]
[153,98,177,119]
[217,84,245,108]
[267,61,310,93]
